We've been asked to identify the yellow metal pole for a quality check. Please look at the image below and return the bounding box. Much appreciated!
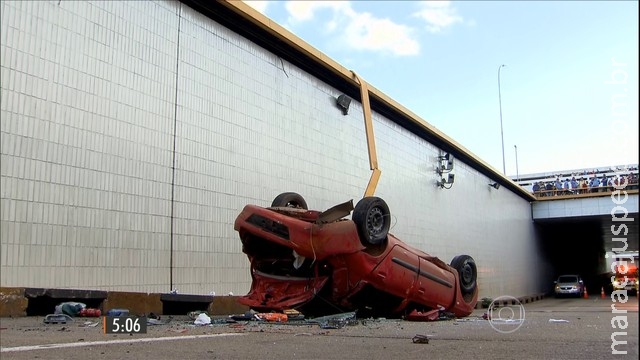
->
[352,72,380,197]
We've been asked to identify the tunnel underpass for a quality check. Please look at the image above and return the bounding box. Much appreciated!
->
[537,217,619,295]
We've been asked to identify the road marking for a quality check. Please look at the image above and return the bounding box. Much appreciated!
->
[1,333,245,353]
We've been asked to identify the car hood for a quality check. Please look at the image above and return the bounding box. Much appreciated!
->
[238,270,329,311]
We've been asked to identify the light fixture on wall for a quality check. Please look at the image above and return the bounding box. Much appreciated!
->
[336,94,351,115]
[438,173,455,189]
[489,182,500,190]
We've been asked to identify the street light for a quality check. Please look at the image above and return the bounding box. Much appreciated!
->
[514,144,519,182]
[498,64,506,174]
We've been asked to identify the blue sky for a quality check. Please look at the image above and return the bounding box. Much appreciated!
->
[242,1,638,176]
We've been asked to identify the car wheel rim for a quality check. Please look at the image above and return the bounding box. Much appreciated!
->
[367,207,384,235]
[461,263,473,284]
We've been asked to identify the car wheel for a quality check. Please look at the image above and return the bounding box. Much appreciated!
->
[451,255,477,295]
[271,192,308,209]
[353,197,390,246]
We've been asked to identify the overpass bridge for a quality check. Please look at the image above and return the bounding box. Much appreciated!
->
[532,191,639,253]
[514,165,639,292]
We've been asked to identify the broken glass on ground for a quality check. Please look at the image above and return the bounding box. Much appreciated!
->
[307,312,357,329]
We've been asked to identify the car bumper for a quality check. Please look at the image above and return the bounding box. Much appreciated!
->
[555,288,581,295]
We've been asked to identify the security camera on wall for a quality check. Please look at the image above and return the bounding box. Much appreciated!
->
[442,157,454,171]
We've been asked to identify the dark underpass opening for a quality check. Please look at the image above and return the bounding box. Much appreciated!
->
[538,219,608,294]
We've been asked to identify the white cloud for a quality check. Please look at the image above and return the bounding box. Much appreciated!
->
[413,1,464,33]
[284,1,419,56]
[243,1,270,14]
[345,13,419,56]
[285,1,350,22]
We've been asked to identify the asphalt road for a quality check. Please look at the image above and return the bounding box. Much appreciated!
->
[1,295,638,360]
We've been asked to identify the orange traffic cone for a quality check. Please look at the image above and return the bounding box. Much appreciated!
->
[601,287,606,299]
[583,287,589,299]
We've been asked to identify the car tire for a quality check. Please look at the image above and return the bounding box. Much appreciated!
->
[271,192,308,209]
[451,255,477,295]
[353,197,390,246]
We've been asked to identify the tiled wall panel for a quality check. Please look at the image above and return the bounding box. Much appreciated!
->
[1,0,179,292]
[1,0,548,298]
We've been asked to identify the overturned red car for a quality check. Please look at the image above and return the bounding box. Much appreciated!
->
[234,193,478,318]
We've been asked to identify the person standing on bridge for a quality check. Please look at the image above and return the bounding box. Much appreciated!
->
[532,181,541,196]
[563,178,571,195]
[600,174,609,192]
[571,177,579,194]
[589,175,600,193]
[555,177,563,196]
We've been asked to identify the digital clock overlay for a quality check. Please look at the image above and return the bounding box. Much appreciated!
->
[103,316,148,334]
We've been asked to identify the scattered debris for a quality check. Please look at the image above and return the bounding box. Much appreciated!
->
[455,316,486,323]
[549,319,570,323]
[230,310,257,321]
[106,308,129,317]
[147,317,171,326]
[55,302,86,317]
[78,308,101,317]
[481,297,493,308]
[194,313,212,325]
[81,321,100,327]
[412,334,431,344]
[405,309,440,321]
[283,309,305,321]
[44,314,74,324]
[256,313,288,322]
[404,307,457,322]
[188,311,209,320]
[308,312,356,329]
[294,332,313,336]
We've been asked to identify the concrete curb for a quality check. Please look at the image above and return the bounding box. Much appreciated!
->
[474,293,547,309]
[0,287,249,317]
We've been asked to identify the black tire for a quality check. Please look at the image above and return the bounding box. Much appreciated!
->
[271,192,308,209]
[353,197,390,246]
[451,255,477,295]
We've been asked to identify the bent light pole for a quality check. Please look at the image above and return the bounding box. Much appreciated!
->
[498,64,506,174]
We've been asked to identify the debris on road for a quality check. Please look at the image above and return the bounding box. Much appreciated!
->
[106,308,129,316]
[405,309,440,321]
[549,319,570,323]
[412,334,431,344]
[404,307,457,322]
[43,314,74,324]
[54,302,86,317]
[78,308,101,317]
[256,313,288,322]
[194,313,212,325]
[188,311,209,320]
[80,321,100,327]
[147,316,171,326]
[307,312,357,329]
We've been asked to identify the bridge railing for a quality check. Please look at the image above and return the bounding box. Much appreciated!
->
[532,184,639,200]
